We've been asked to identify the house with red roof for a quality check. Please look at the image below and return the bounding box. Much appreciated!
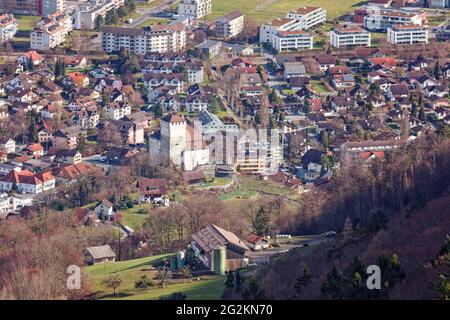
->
[18,51,44,66]
[0,170,55,194]
[26,143,44,158]
[246,234,270,251]
[137,177,169,206]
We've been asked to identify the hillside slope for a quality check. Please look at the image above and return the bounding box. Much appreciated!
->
[253,189,450,299]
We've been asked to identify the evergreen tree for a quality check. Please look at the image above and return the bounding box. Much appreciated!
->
[54,58,61,77]
[320,266,344,299]
[154,102,163,117]
[225,271,235,288]
[77,133,86,155]
[252,206,271,236]
[367,209,388,234]
[95,15,104,29]
[434,61,441,80]
[117,6,128,18]
[241,278,266,300]
[27,58,34,71]
[294,267,312,295]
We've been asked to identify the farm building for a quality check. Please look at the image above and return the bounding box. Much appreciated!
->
[190,224,250,275]
[86,245,116,265]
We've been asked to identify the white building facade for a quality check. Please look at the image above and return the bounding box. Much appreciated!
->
[273,30,313,52]
[387,24,428,45]
[0,14,18,43]
[178,0,212,19]
[286,6,326,30]
[101,24,187,54]
[330,27,371,48]
[364,9,425,31]
[216,11,244,38]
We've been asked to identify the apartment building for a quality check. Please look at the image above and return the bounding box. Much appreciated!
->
[215,11,244,38]
[330,27,371,48]
[42,0,66,17]
[0,0,39,15]
[387,24,428,44]
[364,9,425,31]
[286,6,326,30]
[236,140,282,175]
[101,23,186,54]
[178,0,212,19]
[74,0,125,30]
[260,18,302,44]
[0,14,18,43]
[31,11,73,50]
[273,30,313,52]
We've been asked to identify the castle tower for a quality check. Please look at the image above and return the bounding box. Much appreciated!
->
[160,114,187,167]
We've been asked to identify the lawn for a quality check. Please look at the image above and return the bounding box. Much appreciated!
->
[310,79,329,94]
[137,18,170,28]
[208,0,365,24]
[85,255,226,300]
[15,15,40,33]
[119,203,152,232]
[219,176,295,200]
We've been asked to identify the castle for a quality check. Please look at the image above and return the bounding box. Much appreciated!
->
[149,114,209,171]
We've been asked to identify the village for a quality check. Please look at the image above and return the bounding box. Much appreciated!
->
[0,0,449,300]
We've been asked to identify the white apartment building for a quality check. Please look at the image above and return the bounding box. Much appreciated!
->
[74,0,124,30]
[215,11,244,38]
[364,9,425,31]
[273,30,313,52]
[0,14,18,43]
[260,18,302,44]
[31,11,73,50]
[387,24,428,45]
[330,27,371,48]
[178,0,212,19]
[42,0,66,17]
[286,6,326,30]
[101,24,187,54]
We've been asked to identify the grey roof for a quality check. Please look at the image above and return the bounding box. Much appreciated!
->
[191,224,250,254]
[196,40,222,50]
[284,62,306,75]
[86,245,116,260]
[198,110,223,126]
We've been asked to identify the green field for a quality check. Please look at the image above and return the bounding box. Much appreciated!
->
[209,0,365,23]
[137,18,170,27]
[219,176,296,200]
[85,255,226,300]
[15,15,39,32]
[119,204,151,232]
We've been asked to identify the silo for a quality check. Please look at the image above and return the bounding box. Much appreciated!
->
[177,251,185,271]
[170,256,177,270]
[212,246,226,275]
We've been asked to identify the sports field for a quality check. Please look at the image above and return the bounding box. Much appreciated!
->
[209,0,365,23]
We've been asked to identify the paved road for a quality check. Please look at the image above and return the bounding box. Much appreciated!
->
[125,0,173,28]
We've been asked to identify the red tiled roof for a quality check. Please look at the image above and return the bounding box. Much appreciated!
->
[138,177,167,196]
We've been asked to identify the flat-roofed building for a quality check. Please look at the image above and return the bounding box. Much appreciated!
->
[74,0,125,30]
[30,11,73,50]
[387,24,428,44]
[286,6,326,30]
[215,10,244,38]
[101,23,187,54]
[0,0,39,16]
[330,26,371,48]
[0,14,18,43]
[364,9,425,31]
[273,30,313,52]
[259,18,302,44]
[42,0,66,17]
[178,0,211,19]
